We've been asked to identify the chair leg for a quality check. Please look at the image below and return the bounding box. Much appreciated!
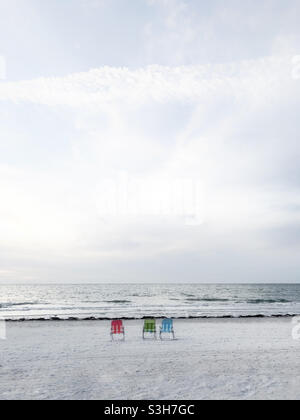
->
[143,331,157,340]
[159,331,175,340]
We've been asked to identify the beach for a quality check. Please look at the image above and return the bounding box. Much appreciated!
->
[0,318,299,400]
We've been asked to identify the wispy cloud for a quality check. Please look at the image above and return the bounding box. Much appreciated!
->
[0,56,293,107]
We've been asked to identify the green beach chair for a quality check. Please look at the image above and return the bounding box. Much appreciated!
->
[143,319,157,340]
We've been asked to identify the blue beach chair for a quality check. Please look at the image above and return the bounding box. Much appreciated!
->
[160,319,175,340]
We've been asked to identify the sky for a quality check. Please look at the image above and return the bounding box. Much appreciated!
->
[0,0,300,283]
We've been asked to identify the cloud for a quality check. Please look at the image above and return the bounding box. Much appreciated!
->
[0,53,300,282]
[146,0,300,65]
[0,56,293,108]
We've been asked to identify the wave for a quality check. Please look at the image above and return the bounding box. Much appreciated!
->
[104,300,132,304]
[246,299,291,304]
[82,300,132,304]
[0,302,41,308]
[4,313,299,322]
[184,298,291,304]
[185,298,230,302]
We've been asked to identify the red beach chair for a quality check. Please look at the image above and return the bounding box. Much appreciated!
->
[111,320,125,341]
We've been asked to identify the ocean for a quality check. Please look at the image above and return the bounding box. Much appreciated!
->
[1,283,300,321]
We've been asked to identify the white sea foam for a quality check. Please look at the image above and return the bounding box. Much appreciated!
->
[0,284,299,321]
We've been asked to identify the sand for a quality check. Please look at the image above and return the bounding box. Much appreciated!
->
[0,318,299,400]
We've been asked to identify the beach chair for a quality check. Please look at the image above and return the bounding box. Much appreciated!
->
[160,319,175,340]
[111,320,125,341]
[143,319,157,340]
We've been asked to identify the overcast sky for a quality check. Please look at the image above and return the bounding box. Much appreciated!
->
[0,0,300,283]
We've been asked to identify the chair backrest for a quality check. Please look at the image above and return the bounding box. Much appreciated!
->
[144,319,156,332]
[162,318,173,332]
[111,320,123,334]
